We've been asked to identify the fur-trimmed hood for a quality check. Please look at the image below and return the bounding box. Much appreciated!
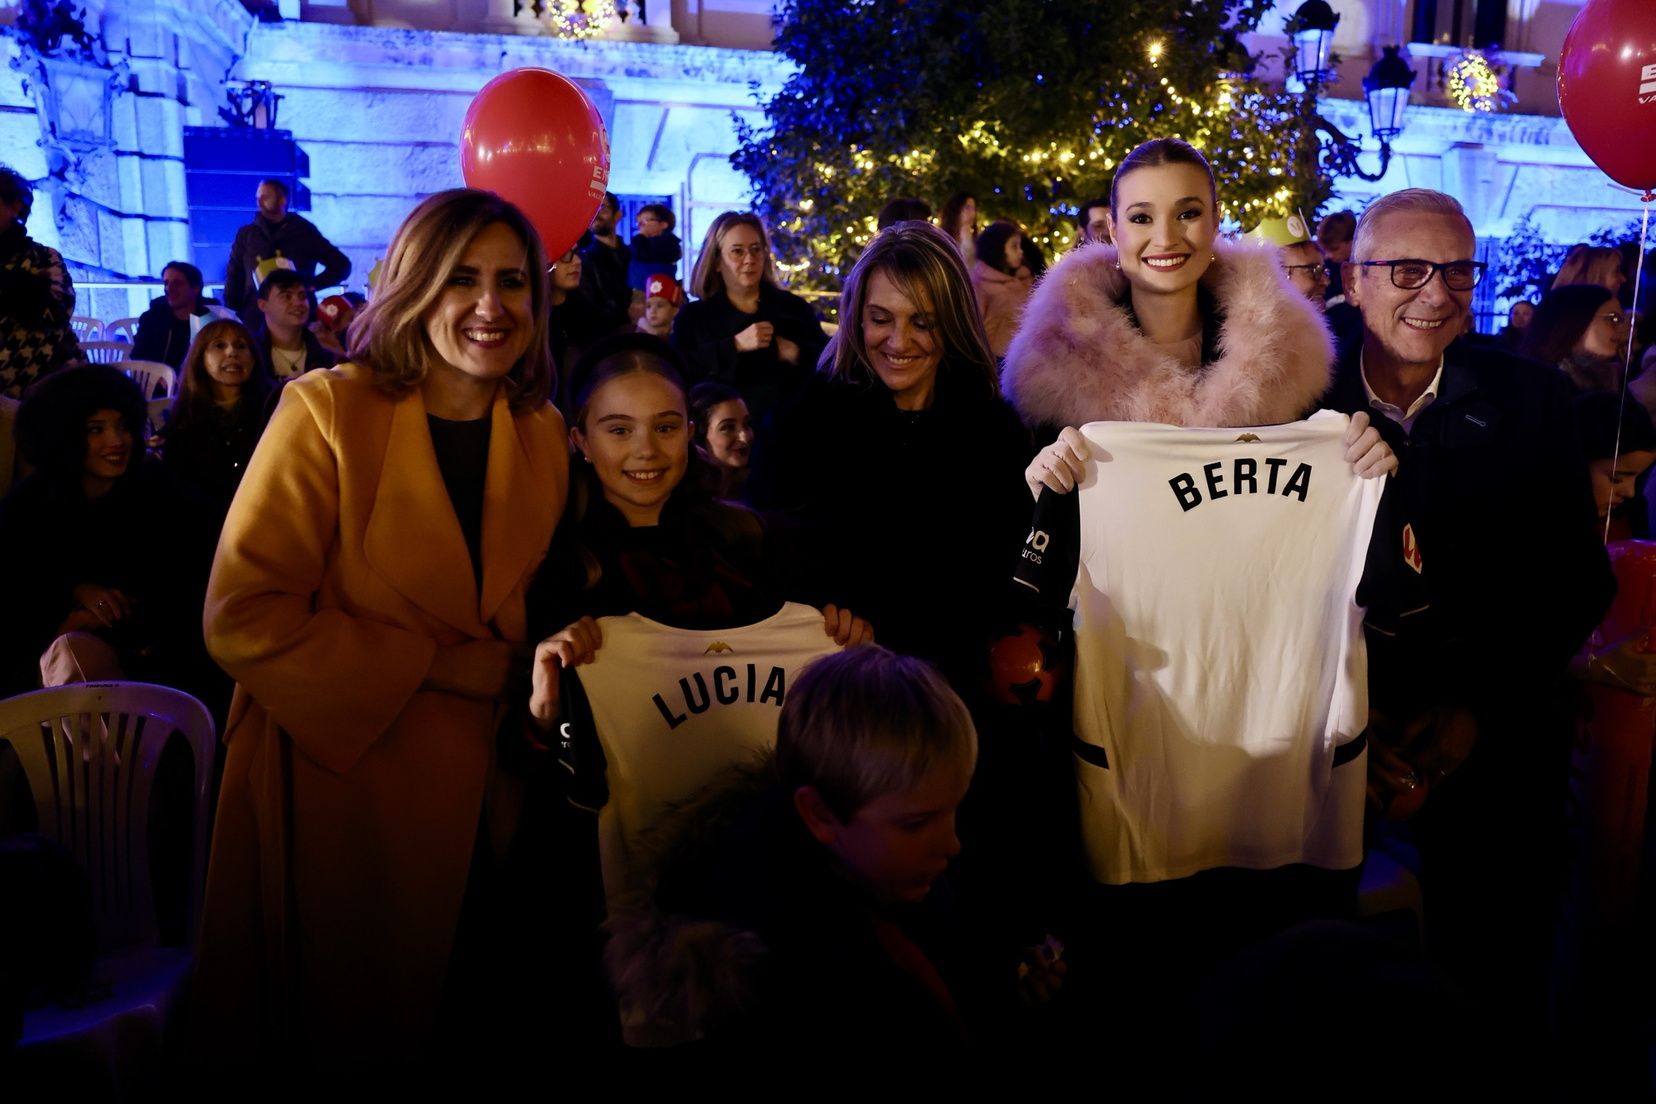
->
[1002,238,1334,430]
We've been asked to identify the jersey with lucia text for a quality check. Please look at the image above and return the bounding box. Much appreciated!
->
[569,601,841,906]
[1015,411,1383,884]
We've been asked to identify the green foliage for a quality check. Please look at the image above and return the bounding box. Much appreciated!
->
[732,0,1318,298]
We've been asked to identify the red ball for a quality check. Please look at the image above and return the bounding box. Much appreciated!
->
[461,68,611,259]
[988,624,1067,706]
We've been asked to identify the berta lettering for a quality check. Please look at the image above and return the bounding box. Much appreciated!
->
[1168,457,1312,512]
[652,663,788,730]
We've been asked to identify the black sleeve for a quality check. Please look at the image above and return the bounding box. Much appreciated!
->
[769,291,828,371]
[1012,487,1081,608]
[309,226,352,292]
[557,664,609,814]
[223,232,249,315]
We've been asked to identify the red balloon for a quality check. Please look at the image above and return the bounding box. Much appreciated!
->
[1557,0,1656,194]
[461,68,611,259]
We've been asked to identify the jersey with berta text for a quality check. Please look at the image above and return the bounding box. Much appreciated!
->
[1015,411,1383,885]
[570,601,840,905]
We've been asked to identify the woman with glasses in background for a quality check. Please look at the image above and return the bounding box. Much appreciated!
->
[670,211,826,429]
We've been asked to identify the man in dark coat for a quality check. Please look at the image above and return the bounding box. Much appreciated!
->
[222,179,350,322]
[1321,188,1614,1032]
[578,192,632,326]
[131,261,234,370]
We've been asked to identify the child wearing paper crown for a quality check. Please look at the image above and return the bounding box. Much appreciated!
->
[636,273,684,338]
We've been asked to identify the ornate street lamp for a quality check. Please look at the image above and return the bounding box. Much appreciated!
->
[1290,0,1417,188]
[1288,0,1340,85]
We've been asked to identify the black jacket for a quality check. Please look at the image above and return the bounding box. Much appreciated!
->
[131,295,230,370]
[1322,340,1614,726]
[223,212,350,319]
[749,371,1033,691]
[670,285,827,427]
[578,233,633,324]
[160,392,274,522]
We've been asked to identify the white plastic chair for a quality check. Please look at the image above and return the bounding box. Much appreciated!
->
[0,682,215,1087]
[104,317,141,343]
[119,359,177,401]
[145,396,174,442]
[70,316,103,343]
[76,340,130,366]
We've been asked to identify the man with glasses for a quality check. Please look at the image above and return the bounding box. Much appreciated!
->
[1325,188,1614,1033]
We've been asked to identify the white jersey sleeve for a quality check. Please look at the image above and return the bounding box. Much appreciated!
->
[1069,411,1383,884]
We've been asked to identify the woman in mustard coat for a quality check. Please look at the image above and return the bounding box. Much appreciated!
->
[193,189,568,1071]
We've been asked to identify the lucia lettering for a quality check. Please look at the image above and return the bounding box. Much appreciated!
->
[652,663,789,730]
[1168,456,1312,512]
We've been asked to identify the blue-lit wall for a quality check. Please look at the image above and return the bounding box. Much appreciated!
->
[0,1,1644,323]
[1,1,793,319]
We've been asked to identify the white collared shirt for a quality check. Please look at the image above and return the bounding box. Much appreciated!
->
[1361,355,1444,435]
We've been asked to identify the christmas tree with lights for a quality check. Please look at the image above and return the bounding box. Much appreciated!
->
[733,0,1321,298]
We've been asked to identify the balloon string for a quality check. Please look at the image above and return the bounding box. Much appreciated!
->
[1607,196,1653,546]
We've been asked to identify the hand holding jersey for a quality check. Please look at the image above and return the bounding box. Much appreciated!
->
[530,615,603,730]
[1024,410,1397,499]
[529,605,873,730]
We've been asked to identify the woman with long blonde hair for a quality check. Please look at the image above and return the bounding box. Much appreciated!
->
[193,188,569,1072]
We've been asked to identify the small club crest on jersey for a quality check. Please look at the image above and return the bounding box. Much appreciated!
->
[1235,433,1261,443]
[1402,523,1423,574]
[704,641,734,654]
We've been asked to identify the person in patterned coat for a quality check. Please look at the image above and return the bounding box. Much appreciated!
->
[0,166,79,400]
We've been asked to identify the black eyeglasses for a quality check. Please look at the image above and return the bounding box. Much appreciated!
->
[1353,259,1486,291]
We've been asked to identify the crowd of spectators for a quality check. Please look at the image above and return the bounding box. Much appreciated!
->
[1,149,1654,1093]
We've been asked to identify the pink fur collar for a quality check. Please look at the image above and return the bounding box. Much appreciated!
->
[1001,238,1334,429]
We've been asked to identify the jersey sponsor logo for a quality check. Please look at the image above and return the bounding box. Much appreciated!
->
[651,663,788,730]
[1021,527,1050,565]
[704,641,734,654]
[1402,522,1423,574]
[1168,457,1312,512]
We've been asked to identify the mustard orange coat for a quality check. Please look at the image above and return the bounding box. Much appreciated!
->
[192,364,567,1065]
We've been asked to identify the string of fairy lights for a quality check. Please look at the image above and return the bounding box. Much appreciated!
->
[764,36,1307,290]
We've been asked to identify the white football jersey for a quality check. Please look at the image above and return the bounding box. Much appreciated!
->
[1061,412,1382,883]
[572,601,840,905]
